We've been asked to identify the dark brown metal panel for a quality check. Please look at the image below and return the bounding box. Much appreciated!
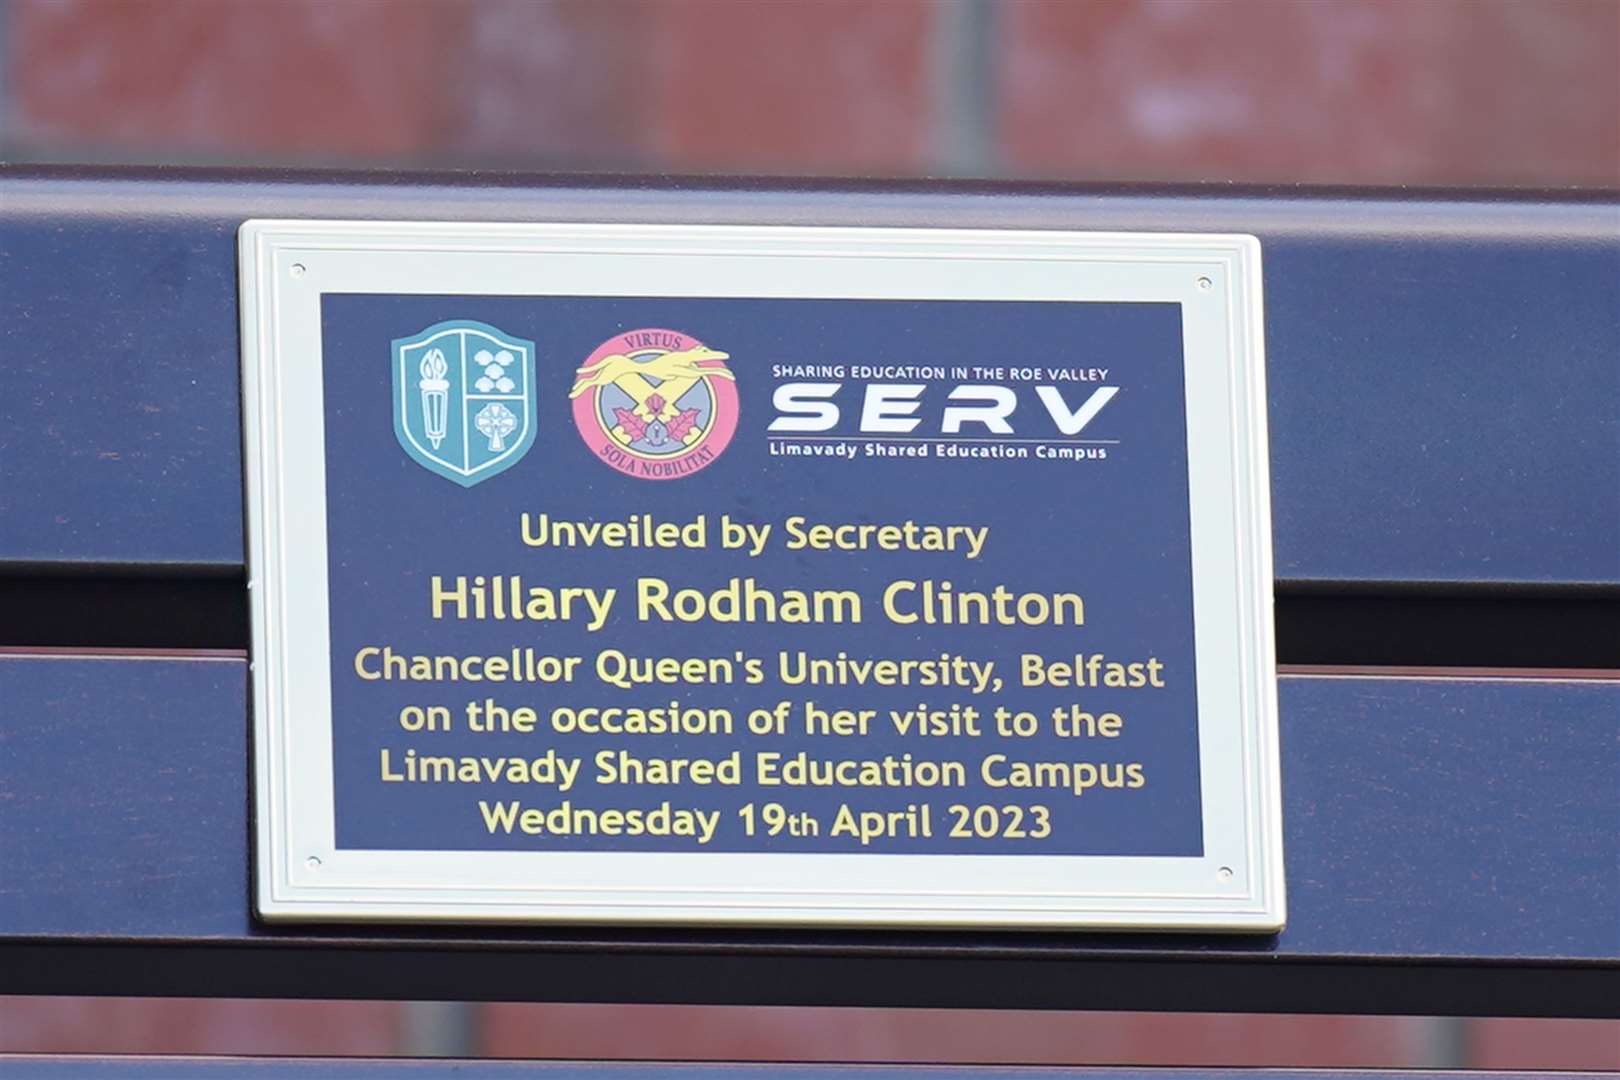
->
[1,656,1614,1015]
[2,169,1617,588]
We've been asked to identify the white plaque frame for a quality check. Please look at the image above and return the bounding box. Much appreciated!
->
[240,220,1282,930]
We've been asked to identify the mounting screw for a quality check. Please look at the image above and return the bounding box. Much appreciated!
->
[290,263,307,278]
[305,855,322,870]
[1196,276,1214,292]
[1217,866,1234,881]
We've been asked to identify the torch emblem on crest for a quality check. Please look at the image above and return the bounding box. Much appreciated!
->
[418,349,450,449]
[392,320,537,487]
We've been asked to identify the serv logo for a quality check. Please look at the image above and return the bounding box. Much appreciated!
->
[768,378,1119,436]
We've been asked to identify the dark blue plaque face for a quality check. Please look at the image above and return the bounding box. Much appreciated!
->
[318,294,1202,858]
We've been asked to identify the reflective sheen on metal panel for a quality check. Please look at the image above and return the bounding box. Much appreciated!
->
[239,221,1280,930]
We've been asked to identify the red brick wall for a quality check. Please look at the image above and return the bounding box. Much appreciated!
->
[477,1006,1436,1066]
[0,998,399,1055]
[998,0,1620,185]
[2,1000,1618,1067]
[8,0,1618,183]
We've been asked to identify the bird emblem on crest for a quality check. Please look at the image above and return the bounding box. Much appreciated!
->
[569,330,739,480]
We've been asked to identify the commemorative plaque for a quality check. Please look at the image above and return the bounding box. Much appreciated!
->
[240,221,1282,929]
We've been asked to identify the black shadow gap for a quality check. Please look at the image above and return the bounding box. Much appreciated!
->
[0,566,1616,668]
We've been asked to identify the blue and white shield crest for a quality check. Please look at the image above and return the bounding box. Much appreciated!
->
[392,320,537,487]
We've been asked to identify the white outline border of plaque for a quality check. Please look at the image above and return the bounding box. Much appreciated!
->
[240,220,1282,931]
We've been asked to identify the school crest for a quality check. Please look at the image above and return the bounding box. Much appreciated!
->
[569,328,739,480]
[392,320,537,486]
